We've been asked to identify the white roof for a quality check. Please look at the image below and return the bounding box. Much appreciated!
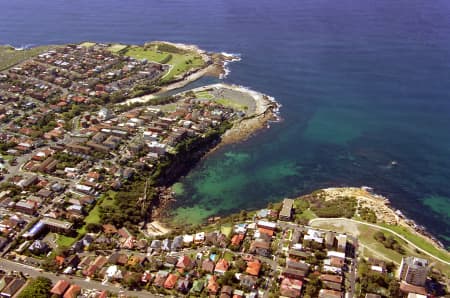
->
[327,251,346,259]
[257,220,277,228]
[183,234,194,243]
[370,265,384,272]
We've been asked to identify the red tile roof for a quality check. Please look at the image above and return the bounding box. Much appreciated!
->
[63,284,81,298]
[246,259,261,276]
[215,259,230,273]
[50,280,70,296]
[164,274,178,289]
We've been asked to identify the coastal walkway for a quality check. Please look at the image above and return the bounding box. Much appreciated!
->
[309,218,450,266]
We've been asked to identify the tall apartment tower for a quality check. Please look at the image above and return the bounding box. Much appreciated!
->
[398,256,428,286]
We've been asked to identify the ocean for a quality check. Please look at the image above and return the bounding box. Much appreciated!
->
[1,0,449,247]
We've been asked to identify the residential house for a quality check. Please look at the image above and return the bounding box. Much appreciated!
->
[280,277,303,298]
[220,285,233,298]
[202,259,215,273]
[320,274,343,291]
[177,277,190,294]
[176,255,193,271]
[63,284,81,298]
[154,271,169,288]
[191,280,205,294]
[231,234,244,247]
[171,236,183,251]
[249,239,270,257]
[0,278,26,298]
[50,280,70,297]
[212,258,229,274]
[282,267,308,280]
[239,274,257,289]
[318,289,343,298]
[246,259,261,276]
[207,275,219,295]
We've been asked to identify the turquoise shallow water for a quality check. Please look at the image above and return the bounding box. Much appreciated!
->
[1,0,450,246]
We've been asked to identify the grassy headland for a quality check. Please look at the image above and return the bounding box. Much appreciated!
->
[0,45,57,70]
[123,42,206,83]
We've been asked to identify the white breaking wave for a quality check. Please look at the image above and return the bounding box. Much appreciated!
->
[13,44,35,51]
[220,52,242,79]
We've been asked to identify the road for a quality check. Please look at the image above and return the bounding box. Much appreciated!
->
[309,218,450,265]
[0,258,160,298]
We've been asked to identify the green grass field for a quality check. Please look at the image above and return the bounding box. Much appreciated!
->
[380,223,450,263]
[76,192,116,235]
[107,44,129,53]
[79,42,96,48]
[312,219,450,276]
[220,225,233,238]
[124,44,205,83]
[194,91,214,99]
[223,251,234,262]
[0,45,56,71]
[56,234,77,247]
[214,98,248,111]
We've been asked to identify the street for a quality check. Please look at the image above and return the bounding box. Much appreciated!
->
[0,258,160,298]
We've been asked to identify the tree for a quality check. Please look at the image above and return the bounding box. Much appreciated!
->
[86,223,102,233]
[388,279,400,297]
[18,277,52,298]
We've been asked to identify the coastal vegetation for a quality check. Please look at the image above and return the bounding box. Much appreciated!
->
[373,231,405,254]
[380,223,450,263]
[307,194,356,218]
[311,218,450,276]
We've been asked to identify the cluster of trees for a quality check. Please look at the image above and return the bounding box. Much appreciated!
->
[310,196,356,218]
[61,103,89,122]
[0,141,17,154]
[155,43,187,54]
[31,112,57,134]
[18,277,52,298]
[99,179,155,232]
[358,259,400,297]
[302,274,322,298]
[54,151,84,169]
[373,231,405,254]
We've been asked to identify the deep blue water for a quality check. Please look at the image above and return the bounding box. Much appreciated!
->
[1,0,450,247]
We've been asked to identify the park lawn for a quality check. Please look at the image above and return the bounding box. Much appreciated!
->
[220,225,233,238]
[0,155,14,161]
[0,45,57,70]
[312,219,450,276]
[356,225,405,264]
[380,223,450,263]
[223,251,234,262]
[107,44,129,53]
[195,91,214,99]
[124,45,205,83]
[56,234,77,247]
[80,42,96,48]
[215,98,248,111]
[302,209,317,220]
[159,103,177,112]
[124,46,170,63]
[160,52,204,82]
[77,192,117,235]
